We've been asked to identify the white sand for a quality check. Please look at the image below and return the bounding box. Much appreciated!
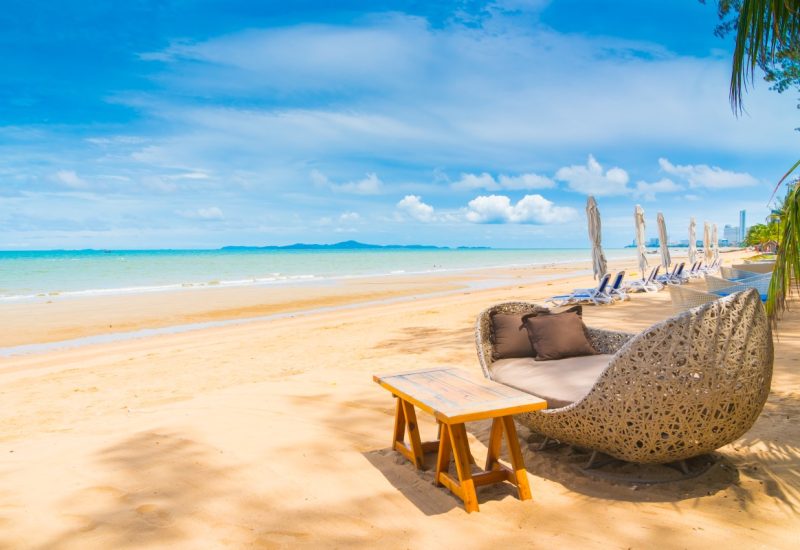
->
[0,251,797,549]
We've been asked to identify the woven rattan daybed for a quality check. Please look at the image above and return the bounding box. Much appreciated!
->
[475,289,773,464]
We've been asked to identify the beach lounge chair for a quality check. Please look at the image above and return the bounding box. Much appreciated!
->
[685,261,704,280]
[657,262,685,285]
[625,266,662,293]
[475,289,773,465]
[699,259,720,274]
[545,273,612,307]
[605,270,628,301]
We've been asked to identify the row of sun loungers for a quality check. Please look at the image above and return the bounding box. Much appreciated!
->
[546,259,723,307]
[545,271,629,306]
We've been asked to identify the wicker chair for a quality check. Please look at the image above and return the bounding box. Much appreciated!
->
[720,266,766,281]
[668,285,719,312]
[475,289,773,464]
[706,273,770,293]
[733,261,774,274]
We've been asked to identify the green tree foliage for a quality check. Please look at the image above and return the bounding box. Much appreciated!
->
[744,222,779,246]
[713,0,800,319]
[708,0,800,105]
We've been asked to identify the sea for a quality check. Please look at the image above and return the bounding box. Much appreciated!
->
[0,247,642,301]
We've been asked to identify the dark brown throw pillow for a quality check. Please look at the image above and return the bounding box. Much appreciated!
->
[491,312,538,360]
[523,309,597,361]
[521,304,582,324]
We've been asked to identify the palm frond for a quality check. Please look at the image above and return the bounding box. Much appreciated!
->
[770,157,800,202]
[767,182,800,320]
[731,0,800,113]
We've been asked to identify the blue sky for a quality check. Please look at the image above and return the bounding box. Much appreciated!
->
[1,0,797,249]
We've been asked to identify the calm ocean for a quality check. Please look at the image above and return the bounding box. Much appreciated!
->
[0,248,638,300]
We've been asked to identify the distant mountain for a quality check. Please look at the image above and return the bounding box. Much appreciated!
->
[221,240,490,251]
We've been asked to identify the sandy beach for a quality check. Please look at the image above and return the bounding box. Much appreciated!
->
[1,250,798,549]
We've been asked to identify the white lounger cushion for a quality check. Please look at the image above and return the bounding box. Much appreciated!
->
[489,354,614,409]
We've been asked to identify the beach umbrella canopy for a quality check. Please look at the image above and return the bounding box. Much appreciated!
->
[703,222,713,263]
[657,212,671,270]
[634,205,648,280]
[586,196,607,280]
[712,223,720,263]
[688,217,697,265]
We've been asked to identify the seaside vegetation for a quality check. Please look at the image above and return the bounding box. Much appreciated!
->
[720,0,800,319]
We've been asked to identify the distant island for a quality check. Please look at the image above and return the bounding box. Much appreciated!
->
[222,240,490,251]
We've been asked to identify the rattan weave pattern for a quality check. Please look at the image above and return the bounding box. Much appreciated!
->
[720,266,766,280]
[475,290,773,464]
[668,285,719,312]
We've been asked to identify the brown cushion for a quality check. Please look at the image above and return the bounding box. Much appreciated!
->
[523,309,598,361]
[491,313,538,360]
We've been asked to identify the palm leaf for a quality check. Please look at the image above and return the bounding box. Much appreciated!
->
[730,0,800,113]
[767,181,800,320]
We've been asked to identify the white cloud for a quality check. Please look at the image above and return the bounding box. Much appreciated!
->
[464,194,577,224]
[178,206,225,220]
[498,173,556,190]
[555,155,630,195]
[54,170,89,189]
[312,170,383,194]
[658,158,760,189]
[169,171,210,180]
[334,172,383,194]
[452,172,498,190]
[452,171,555,191]
[633,177,682,201]
[397,195,436,222]
[339,211,360,222]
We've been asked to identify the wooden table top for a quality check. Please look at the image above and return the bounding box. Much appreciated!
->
[374,367,547,424]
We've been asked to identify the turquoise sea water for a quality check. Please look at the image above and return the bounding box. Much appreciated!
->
[0,248,639,300]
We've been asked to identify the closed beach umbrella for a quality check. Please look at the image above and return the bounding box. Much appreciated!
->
[657,212,670,270]
[586,196,607,280]
[634,205,648,280]
[712,223,720,263]
[703,222,712,264]
[688,217,697,265]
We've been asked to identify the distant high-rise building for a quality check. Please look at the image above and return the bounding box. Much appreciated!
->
[724,224,739,245]
[739,210,746,242]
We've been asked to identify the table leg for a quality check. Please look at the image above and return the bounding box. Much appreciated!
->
[484,417,504,472]
[501,415,532,501]
[448,423,479,513]
[402,400,424,469]
[435,422,452,487]
[391,397,432,470]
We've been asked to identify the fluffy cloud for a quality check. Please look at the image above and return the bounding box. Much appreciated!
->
[633,177,682,201]
[54,170,89,189]
[312,170,383,194]
[397,195,436,222]
[451,172,555,191]
[658,158,759,189]
[555,155,630,195]
[464,194,577,224]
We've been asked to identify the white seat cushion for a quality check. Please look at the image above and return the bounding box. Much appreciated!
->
[489,354,614,409]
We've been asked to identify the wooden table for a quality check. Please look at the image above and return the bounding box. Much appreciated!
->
[373,367,547,513]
